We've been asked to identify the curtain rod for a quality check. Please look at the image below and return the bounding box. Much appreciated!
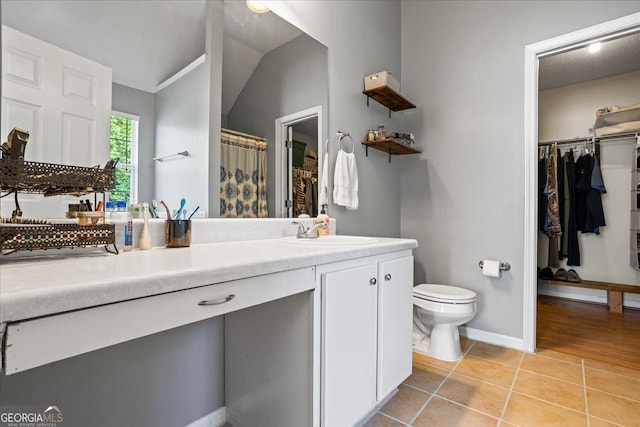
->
[539,132,639,146]
[221,128,266,142]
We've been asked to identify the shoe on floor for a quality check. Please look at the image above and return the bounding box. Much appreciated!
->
[554,268,568,281]
[540,267,554,280]
[566,269,581,283]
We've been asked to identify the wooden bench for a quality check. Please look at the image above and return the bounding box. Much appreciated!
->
[539,279,640,313]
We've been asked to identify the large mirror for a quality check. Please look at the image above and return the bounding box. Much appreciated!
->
[1,0,328,219]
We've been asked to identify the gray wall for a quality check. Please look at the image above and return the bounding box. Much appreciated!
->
[111,83,155,204]
[154,62,211,216]
[269,1,403,237]
[399,1,640,339]
[226,34,328,218]
[0,317,224,427]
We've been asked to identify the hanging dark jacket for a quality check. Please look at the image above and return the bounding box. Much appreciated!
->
[564,151,580,266]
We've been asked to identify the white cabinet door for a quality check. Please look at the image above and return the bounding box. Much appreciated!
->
[377,256,414,400]
[322,263,378,427]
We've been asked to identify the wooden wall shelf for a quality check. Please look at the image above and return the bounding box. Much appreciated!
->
[363,86,416,118]
[362,139,421,163]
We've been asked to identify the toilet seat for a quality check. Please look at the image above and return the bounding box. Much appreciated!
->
[413,284,476,304]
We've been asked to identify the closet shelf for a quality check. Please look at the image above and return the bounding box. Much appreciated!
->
[363,86,416,118]
[362,139,421,163]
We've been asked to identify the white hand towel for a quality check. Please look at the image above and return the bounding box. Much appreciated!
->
[319,151,329,207]
[333,150,358,210]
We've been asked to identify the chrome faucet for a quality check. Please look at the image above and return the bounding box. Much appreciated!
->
[292,221,328,239]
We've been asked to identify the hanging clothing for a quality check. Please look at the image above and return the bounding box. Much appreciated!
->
[585,189,606,234]
[546,145,562,237]
[575,153,606,234]
[564,151,580,266]
[538,157,548,232]
[556,147,565,260]
[546,145,562,268]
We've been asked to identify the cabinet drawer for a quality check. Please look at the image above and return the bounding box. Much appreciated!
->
[3,267,315,374]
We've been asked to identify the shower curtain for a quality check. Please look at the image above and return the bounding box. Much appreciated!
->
[220,130,268,218]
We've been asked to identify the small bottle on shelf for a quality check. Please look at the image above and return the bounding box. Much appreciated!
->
[378,124,386,140]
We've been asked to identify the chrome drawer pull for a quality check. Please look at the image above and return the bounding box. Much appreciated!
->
[370,278,377,286]
[197,294,235,306]
[385,273,392,281]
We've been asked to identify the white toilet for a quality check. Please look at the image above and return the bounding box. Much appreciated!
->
[412,284,477,361]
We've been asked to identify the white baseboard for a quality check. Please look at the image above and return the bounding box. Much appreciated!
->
[184,407,226,427]
[459,326,526,352]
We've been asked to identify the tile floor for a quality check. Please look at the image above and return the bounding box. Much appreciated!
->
[364,338,640,427]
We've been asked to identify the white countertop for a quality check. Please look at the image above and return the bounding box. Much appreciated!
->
[0,236,417,323]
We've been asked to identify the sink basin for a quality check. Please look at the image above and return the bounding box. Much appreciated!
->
[279,235,380,246]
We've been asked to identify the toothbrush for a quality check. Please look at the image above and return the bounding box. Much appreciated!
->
[187,206,200,220]
[160,200,172,220]
[175,198,186,220]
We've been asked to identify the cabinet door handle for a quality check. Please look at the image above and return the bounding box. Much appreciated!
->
[198,294,235,306]
[370,278,377,286]
[385,273,392,281]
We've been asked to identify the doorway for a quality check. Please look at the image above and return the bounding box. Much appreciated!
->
[523,13,640,353]
[275,106,323,218]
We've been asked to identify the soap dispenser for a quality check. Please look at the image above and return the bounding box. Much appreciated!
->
[316,205,330,236]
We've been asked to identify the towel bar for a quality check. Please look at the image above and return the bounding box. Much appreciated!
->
[153,151,189,162]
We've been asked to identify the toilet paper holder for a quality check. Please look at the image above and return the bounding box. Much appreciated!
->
[478,260,511,271]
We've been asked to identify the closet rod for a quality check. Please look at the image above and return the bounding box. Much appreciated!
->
[539,131,639,146]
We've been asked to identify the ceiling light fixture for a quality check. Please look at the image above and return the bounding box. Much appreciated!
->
[588,42,602,53]
[246,0,270,14]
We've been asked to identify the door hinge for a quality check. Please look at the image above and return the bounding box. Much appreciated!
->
[285,139,292,149]
[285,200,293,208]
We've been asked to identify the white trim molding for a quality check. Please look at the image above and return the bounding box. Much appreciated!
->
[459,326,524,352]
[155,54,206,93]
[522,12,640,353]
[274,105,323,218]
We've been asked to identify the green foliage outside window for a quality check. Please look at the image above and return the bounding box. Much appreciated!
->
[109,115,133,202]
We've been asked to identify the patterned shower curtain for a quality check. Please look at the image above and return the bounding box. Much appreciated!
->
[220,130,268,218]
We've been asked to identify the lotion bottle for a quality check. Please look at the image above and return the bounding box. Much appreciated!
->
[316,206,330,236]
[139,202,152,250]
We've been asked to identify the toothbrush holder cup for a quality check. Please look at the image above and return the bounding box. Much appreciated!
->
[165,219,192,248]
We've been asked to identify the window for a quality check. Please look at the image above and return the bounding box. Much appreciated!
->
[109,112,139,203]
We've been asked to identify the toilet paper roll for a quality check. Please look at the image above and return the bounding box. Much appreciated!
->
[482,260,501,278]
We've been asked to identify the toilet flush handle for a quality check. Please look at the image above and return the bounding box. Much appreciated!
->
[384,273,392,281]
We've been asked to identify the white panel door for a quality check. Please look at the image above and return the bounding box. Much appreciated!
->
[1,25,112,218]
[322,263,378,427]
[377,256,414,400]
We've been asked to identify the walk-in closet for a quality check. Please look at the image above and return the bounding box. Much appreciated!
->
[536,32,640,369]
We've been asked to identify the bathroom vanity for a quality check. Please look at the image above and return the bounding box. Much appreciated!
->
[0,228,416,427]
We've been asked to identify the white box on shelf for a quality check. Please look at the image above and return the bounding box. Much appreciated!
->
[364,71,400,93]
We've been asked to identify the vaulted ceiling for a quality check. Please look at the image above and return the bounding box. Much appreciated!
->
[1,0,301,114]
[2,1,638,100]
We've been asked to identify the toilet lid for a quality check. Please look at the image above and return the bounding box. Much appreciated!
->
[413,284,476,304]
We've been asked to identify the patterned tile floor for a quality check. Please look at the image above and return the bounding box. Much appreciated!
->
[364,337,640,427]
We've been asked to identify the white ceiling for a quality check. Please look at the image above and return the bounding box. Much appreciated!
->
[539,31,640,90]
[1,0,302,112]
[2,0,207,93]
[3,1,637,99]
